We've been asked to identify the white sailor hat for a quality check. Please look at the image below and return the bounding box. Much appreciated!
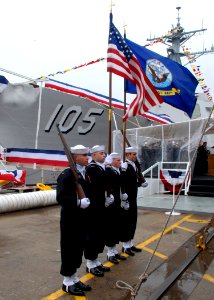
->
[105,155,112,164]
[90,145,105,154]
[125,147,138,153]
[110,152,121,159]
[70,145,89,154]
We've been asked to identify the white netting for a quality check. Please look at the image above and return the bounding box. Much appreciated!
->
[113,118,209,174]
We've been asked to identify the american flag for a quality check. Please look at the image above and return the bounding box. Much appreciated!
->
[107,13,163,121]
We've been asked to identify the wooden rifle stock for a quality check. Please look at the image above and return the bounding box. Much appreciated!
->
[120,129,145,183]
[56,124,86,199]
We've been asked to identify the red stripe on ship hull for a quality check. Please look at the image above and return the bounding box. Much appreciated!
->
[6,157,68,167]
[45,83,125,110]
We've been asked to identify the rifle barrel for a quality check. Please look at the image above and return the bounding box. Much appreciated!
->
[56,124,86,199]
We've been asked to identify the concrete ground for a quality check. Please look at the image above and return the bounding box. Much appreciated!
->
[0,201,214,300]
[138,193,214,215]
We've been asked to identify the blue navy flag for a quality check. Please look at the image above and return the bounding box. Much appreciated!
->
[0,75,9,93]
[125,39,198,118]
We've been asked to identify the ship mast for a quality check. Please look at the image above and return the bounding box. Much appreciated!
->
[147,7,213,64]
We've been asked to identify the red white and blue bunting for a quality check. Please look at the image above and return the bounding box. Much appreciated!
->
[160,169,186,193]
[0,170,26,185]
[6,148,68,170]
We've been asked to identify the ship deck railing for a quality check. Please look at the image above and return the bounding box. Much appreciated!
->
[139,161,191,198]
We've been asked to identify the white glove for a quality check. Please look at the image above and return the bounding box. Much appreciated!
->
[121,200,129,210]
[121,162,128,170]
[78,198,90,209]
[105,194,114,207]
[141,181,148,188]
[121,193,128,201]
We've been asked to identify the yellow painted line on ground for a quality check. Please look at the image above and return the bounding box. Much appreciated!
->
[136,214,193,249]
[176,225,197,233]
[203,273,214,283]
[41,290,65,300]
[41,287,88,300]
[142,246,168,260]
[41,214,193,300]
[42,269,214,300]
[187,219,209,224]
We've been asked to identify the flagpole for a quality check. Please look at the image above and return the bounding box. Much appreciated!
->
[122,90,127,162]
[108,1,114,154]
[108,72,112,154]
[122,24,127,162]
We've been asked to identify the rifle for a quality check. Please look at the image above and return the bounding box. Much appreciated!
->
[120,129,145,184]
[56,124,86,199]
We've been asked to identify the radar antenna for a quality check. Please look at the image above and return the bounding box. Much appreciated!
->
[147,7,213,64]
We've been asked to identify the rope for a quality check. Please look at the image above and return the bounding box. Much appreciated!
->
[116,280,136,295]
[116,274,148,299]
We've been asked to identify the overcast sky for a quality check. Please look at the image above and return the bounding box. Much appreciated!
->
[1,0,214,101]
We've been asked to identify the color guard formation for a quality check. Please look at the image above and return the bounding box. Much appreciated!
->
[56,144,148,296]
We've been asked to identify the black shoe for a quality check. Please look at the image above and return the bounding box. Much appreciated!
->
[96,264,110,272]
[62,284,85,296]
[122,247,135,256]
[115,253,127,260]
[107,255,119,264]
[131,246,142,252]
[86,267,104,277]
[75,281,92,291]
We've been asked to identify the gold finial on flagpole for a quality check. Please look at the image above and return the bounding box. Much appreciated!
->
[123,22,127,34]
[110,0,115,12]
